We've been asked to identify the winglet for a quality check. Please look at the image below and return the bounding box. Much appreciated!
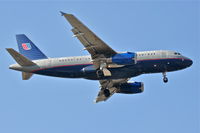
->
[60,11,66,16]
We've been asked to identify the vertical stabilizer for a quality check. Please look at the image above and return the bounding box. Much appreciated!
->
[16,34,47,60]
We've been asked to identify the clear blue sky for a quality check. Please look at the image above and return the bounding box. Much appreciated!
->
[0,1,199,133]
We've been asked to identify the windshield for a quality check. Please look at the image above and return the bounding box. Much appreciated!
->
[174,52,181,55]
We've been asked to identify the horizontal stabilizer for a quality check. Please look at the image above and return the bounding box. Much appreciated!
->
[22,72,33,80]
[6,48,36,66]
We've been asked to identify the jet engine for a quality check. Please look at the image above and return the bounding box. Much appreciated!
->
[116,82,144,94]
[111,52,136,65]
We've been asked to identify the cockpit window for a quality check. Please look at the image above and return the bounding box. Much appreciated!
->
[174,52,181,55]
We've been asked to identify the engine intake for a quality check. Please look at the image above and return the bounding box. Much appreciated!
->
[116,82,144,94]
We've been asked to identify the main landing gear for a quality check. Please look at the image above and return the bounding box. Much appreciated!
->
[162,72,168,83]
[103,89,110,97]
[97,70,104,78]
[96,62,112,78]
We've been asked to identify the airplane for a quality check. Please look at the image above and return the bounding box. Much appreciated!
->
[6,12,193,103]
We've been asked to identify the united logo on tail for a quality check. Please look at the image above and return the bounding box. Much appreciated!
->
[22,43,31,50]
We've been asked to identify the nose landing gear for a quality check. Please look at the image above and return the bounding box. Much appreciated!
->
[162,72,168,83]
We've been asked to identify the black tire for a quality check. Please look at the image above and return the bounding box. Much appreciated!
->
[97,70,104,78]
[163,77,168,83]
[103,89,110,97]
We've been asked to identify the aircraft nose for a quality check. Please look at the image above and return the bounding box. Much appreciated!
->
[184,58,193,67]
[188,59,193,66]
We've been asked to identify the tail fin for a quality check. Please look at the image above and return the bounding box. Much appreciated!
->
[16,34,47,60]
[6,48,36,66]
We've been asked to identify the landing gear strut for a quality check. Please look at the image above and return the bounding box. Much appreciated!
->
[162,72,168,83]
[96,62,111,78]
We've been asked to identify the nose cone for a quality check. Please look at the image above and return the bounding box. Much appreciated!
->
[184,58,193,67]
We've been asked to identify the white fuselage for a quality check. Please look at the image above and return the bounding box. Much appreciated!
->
[9,50,192,80]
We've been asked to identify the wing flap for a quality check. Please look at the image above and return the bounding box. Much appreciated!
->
[71,27,99,57]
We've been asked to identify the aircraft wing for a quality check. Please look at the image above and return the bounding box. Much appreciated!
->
[61,12,117,59]
[95,78,129,103]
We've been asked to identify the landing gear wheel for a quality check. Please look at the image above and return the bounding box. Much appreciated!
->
[162,72,168,83]
[163,77,168,83]
[103,89,110,97]
[96,70,104,78]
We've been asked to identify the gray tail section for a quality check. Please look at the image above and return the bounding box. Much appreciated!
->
[6,48,35,80]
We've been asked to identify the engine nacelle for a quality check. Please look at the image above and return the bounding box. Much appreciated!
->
[116,82,144,94]
[111,52,136,65]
